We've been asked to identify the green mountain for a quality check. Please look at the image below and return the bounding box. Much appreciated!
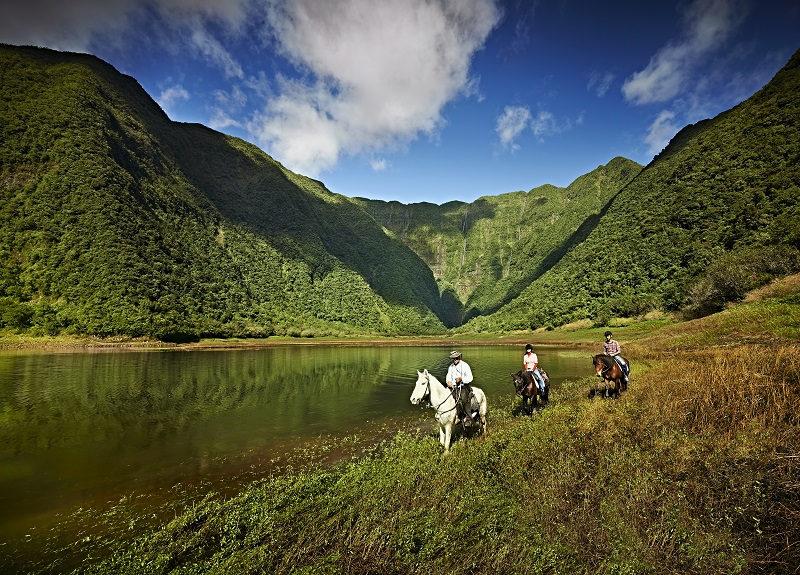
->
[1,43,798,340]
[0,44,452,339]
[355,156,642,323]
[467,47,800,332]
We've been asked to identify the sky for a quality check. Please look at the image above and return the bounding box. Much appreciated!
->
[2,0,798,205]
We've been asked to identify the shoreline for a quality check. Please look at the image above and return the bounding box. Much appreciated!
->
[0,332,601,352]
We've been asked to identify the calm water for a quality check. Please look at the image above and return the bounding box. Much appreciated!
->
[0,343,589,570]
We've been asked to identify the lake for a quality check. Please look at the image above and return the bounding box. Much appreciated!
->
[0,343,590,571]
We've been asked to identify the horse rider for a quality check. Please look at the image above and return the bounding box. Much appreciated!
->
[523,344,546,394]
[446,350,474,427]
[603,331,629,382]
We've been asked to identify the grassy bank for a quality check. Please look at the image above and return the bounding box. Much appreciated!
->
[70,287,800,575]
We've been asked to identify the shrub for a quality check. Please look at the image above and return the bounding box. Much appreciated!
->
[0,298,33,330]
[684,245,800,317]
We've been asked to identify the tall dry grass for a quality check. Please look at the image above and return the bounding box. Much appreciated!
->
[642,345,800,432]
[630,343,800,573]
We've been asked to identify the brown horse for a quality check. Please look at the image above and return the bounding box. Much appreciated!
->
[591,354,629,398]
[511,369,549,415]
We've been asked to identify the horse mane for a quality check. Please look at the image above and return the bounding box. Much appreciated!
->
[424,370,448,390]
[595,354,614,369]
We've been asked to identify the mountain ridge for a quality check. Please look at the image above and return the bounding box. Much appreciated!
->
[467,46,800,331]
[354,155,643,322]
[0,44,451,338]
[1,43,799,339]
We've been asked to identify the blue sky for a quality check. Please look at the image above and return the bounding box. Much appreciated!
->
[3,0,798,204]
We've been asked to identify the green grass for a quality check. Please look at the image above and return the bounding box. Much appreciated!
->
[69,290,800,575]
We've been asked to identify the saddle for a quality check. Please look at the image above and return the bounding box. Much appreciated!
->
[523,370,545,393]
[604,355,629,379]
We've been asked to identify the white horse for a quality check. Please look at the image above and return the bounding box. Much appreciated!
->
[410,369,488,453]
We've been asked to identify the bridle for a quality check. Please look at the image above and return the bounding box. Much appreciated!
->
[596,355,616,378]
[419,371,458,414]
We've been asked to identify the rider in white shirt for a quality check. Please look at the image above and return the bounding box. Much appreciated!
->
[446,350,474,426]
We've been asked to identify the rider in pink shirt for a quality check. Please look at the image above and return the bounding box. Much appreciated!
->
[523,344,545,393]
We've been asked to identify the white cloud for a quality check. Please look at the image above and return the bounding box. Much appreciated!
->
[250,0,501,176]
[496,106,532,150]
[644,109,680,155]
[496,105,579,149]
[531,109,578,142]
[622,0,747,105]
[0,0,250,73]
[214,85,247,108]
[587,71,615,98]
[206,86,248,130]
[190,27,244,79]
[157,84,190,113]
[531,110,560,141]
[370,158,389,172]
[209,110,244,130]
[0,0,137,52]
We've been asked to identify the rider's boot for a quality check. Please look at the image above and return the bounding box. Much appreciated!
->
[461,394,473,427]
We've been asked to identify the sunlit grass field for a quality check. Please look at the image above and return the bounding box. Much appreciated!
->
[56,286,800,573]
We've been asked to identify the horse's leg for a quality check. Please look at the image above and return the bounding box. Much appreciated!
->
[443,422,452,454]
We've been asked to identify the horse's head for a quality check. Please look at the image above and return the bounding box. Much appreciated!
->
[592,354,610,377]
[511,371,525,395]
[411,369,431,405]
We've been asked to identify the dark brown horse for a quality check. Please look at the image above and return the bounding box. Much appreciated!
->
[511,369,549,415]
[591,354,629,398]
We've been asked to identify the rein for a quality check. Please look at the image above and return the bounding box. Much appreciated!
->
[598,356,618,378]
[423,373,458,415]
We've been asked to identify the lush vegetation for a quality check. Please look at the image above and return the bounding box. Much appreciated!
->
[355,156,642,323]
[356,49,800,334]
[0,45,451,340]
[462,48,800,332]
[64,279,800,574]
[1,43,799,341]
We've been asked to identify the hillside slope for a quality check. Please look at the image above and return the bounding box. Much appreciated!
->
[469,47,800,331]
[0,44,451,338]
[355,156,642,323]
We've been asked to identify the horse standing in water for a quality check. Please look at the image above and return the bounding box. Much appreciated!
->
[591,354,629,398]
[511,369,549,415]
[410,369,488,454]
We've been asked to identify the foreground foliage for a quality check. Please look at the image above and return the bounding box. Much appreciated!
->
[79,290,800,575]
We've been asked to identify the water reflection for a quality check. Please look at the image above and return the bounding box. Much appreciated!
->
[0,344,589,555]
